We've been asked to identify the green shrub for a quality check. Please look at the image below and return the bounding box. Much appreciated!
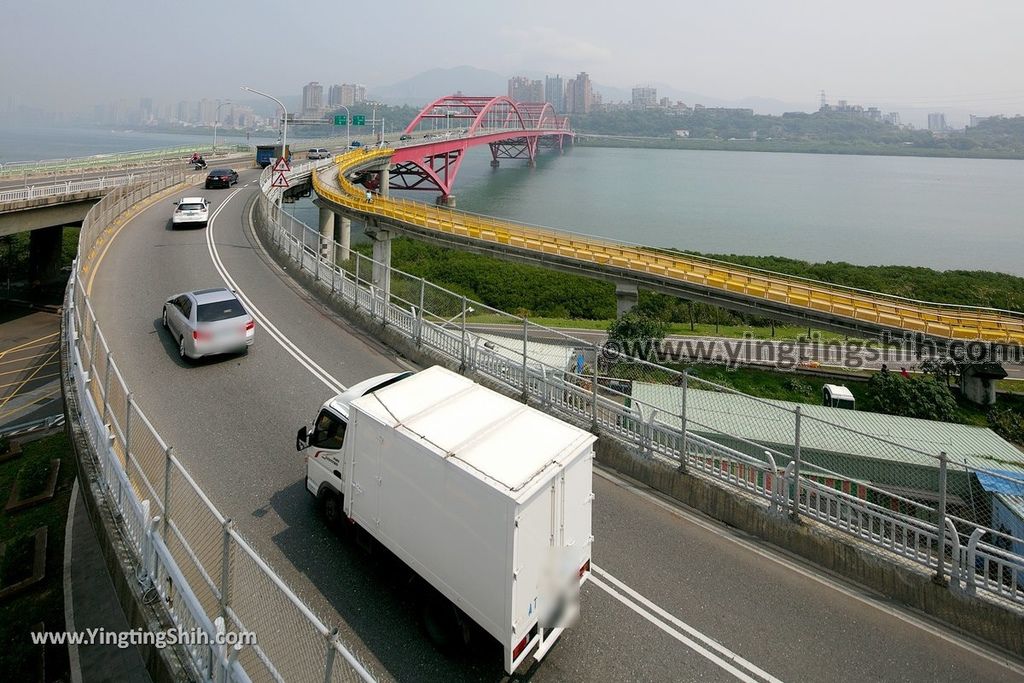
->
[865,372,958,422]
[988,407,1024,445]
[18,458,53,499]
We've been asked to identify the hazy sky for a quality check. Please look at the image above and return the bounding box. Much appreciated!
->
[5,0,1024,115]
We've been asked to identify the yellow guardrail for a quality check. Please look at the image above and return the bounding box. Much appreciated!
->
[316,149,1024,344]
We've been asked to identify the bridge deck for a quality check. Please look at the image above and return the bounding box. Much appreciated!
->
[315,149,1024,345]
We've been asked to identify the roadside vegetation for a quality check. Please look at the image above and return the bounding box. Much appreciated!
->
[575,110,1024,160]
[0,431,74,680]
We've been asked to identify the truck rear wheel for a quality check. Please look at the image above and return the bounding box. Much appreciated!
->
[419,585,471,652]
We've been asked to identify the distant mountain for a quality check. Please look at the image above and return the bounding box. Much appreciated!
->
[370,67,508,105]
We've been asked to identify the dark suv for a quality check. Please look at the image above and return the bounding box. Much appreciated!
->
[205,168,239,189]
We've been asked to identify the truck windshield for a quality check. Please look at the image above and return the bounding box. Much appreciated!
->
[313,410,346,449]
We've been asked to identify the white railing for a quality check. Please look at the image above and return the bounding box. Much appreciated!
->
[0,174,142,204]
[261,167,1024,612]
[62,173,375,682]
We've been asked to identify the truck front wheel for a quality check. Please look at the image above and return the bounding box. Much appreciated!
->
[318,488,344,531]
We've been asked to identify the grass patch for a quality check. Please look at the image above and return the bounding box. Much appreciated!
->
[1,534,35,586]
[0,431,73,680]
[469,313,844,342]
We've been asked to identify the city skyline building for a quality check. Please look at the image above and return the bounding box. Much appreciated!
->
[927,112,947,132]
[507,76,543,103]
[632,85,657,108]
[566,72,593,114]
[302,81,324,117]
[544,74,565,113]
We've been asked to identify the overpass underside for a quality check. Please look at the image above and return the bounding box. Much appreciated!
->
[309,150,1024,355]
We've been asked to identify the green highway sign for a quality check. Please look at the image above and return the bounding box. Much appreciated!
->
[334,115,346,125]
[353,115,366,125]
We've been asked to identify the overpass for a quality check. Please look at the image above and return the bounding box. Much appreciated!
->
[311,148,1024,353]
[53,135,1024,680]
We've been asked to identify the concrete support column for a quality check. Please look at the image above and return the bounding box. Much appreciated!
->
[334,215,351,263]
[615,283,639,318]
[371,229,392,300]
[436,195,457,208]
[27,224,64,284]
[378,165,390,198]
[318,206,335,265]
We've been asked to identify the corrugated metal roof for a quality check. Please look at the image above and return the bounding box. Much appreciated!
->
[977,470,1024,523]
[474,332,577,371]
[631,381,1024,472]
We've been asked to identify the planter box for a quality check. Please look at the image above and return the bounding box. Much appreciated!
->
[0,439,23,464]
[5,459,61,513]
[0,527,48,601]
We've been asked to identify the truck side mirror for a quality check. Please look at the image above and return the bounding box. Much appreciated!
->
[296,426,309,451]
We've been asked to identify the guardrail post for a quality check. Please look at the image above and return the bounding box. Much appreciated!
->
[521,318,529,400]
[790,406,802,521]
[459,296,468,372]
[220,519,233,623]
[354,255,361,308]
[124,392,133,485]
[143,513,159,588]
[162,446,173,541]
[323,627,340,683]
[678,371,688,472]
[416,277,426,347]
[591,344,600,431]
[101,350,112,423]
[934,451,949,585]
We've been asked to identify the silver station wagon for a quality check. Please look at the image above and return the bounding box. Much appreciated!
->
[162,288,255,360]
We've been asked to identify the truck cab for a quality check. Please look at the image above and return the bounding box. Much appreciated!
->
[299,372,412,523]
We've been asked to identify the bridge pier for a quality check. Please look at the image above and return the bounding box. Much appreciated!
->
[27,224,64,284]
[370,229,392,300]
[960,363,1007,406]
[378,165,390,197]
[436,195,457,208]
[335,216,351,263]
[318,206,335,265]
[490,160,500,168]
[615,283,639,317]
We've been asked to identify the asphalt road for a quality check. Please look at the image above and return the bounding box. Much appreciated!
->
[86,170,1024,682]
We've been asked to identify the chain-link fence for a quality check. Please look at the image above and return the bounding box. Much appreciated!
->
[263,161,1024,610]
[63,173,376,682]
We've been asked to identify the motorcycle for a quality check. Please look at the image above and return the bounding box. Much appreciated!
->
[192,158,207,170]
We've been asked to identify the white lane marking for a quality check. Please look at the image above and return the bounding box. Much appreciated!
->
[592,566,784,683]
[204,190,347,395]
[589,574,769,683]
[594,467,1024,675]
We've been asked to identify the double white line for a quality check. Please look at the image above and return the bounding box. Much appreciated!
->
[206,185,783,682]
[204,189,346,396]
[590,565,782,682]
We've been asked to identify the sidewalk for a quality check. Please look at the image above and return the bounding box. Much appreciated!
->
[68,481,151,683]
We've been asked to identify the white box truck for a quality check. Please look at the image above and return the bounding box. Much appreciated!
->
[297,365,596,673]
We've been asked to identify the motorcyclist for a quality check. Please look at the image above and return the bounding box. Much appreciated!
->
[190,152,200,163]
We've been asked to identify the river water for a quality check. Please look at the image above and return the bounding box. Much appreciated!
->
[6,126,1021,275]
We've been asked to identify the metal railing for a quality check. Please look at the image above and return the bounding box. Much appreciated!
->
[0,143,251,179]
[312,149,1024,344]
[0,173,144,204]
[264,161,1024,611]
[63,172,375,682]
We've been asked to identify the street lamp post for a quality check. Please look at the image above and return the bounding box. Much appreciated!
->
[242,86,288,211]
[213,100,231,154]
[242,85,287,165]
[336,105,351,149]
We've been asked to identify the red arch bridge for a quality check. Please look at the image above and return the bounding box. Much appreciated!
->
[357,95,573,204]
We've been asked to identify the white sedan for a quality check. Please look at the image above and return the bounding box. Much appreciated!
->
[171,197,210,228]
